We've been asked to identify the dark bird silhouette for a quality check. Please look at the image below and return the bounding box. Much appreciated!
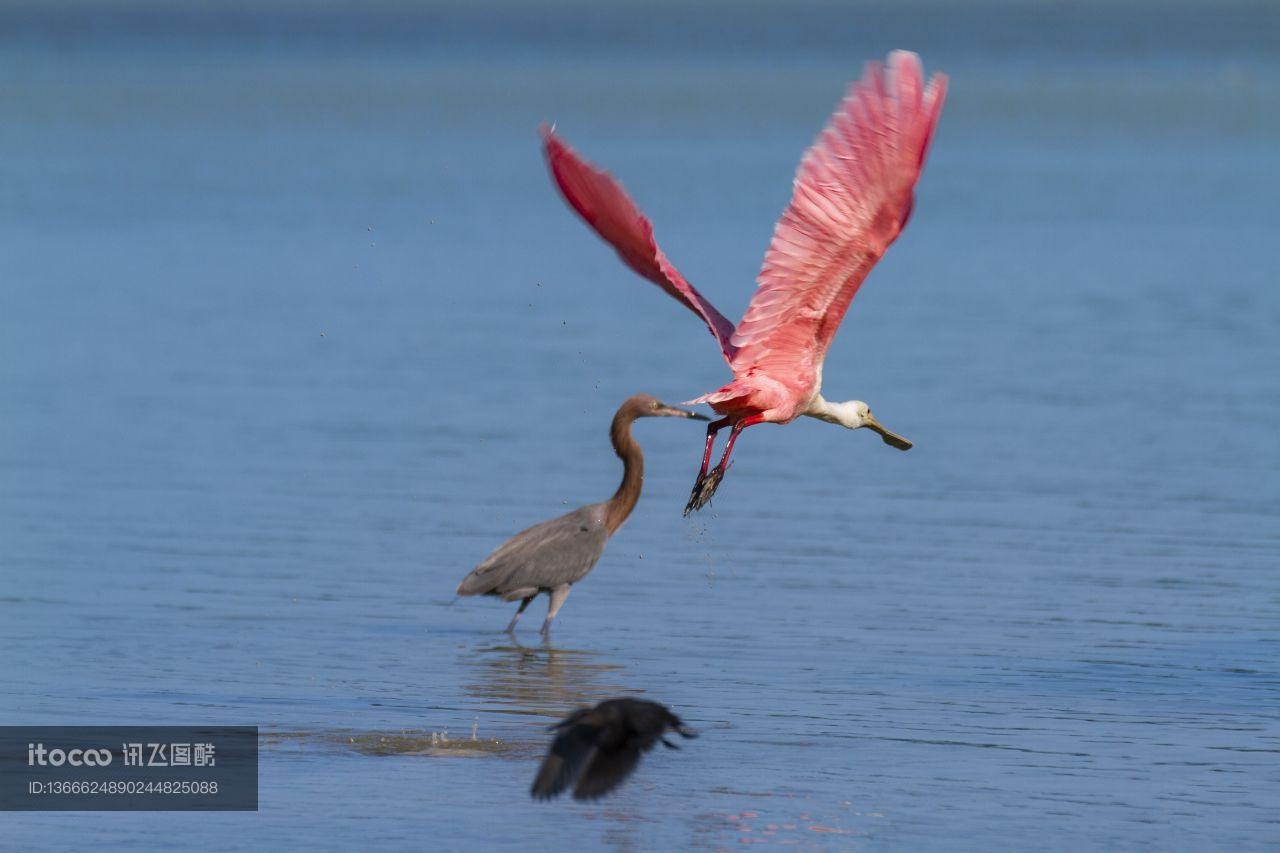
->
[531,698,696,801]
[455,395,706,635]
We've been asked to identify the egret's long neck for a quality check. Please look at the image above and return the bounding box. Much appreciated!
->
[605,409,643,534]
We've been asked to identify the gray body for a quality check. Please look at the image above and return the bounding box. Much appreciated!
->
[455,503,610,633]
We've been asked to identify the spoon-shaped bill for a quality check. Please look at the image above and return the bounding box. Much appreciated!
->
[864,415,912,450]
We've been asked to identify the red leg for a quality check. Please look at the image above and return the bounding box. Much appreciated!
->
[698,417,732,478]
[716,414,765,471]
[685,414,765,515]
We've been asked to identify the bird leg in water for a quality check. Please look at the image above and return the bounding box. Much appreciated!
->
[505,596,535,634]
[685,415,764,515]
[539,584,572,636]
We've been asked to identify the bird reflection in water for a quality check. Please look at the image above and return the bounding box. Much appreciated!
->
[460,639,631,722]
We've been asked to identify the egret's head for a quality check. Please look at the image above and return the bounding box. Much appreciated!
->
[828,401,913,450]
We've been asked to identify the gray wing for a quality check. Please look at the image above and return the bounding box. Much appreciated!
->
[456,504,609,598]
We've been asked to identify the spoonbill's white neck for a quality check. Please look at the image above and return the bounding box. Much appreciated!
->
[803,395,913,450]
[803,395,871,428]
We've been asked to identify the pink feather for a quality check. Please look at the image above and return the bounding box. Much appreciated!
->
[541,51,946,423]
[730,51,948,391]
[541,126,738,364]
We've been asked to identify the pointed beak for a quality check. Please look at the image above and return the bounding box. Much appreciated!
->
[657,404,708,421]
[864,415,913,450]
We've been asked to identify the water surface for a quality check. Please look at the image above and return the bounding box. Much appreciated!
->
[2,1,1278,849]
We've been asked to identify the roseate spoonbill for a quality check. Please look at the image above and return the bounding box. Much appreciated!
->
[531,698,696,800]
[455,395,706,636]
[542,51,947,514]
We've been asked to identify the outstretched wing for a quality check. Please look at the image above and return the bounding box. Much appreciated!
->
[730,51,947,378]
[541,126,738,364]
[531,715,602,800]
[573,743,643,800]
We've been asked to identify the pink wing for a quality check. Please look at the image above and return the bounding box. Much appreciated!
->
[730,51,947,379]
[541,126,738,364]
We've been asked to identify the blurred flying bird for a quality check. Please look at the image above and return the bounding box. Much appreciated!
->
[455,395,706,636]
[531,698,696,801]
[542,51,947,513]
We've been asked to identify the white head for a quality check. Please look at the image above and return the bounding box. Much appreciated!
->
[819,400,913,450]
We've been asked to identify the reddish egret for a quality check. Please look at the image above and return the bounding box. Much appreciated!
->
[455,395,706,635]
[543,51,947,513]
[531,698,696,800]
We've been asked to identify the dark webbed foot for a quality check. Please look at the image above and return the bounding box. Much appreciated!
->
[684,464,726,515]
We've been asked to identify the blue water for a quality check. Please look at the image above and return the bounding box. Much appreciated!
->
[2,1,1278,849]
